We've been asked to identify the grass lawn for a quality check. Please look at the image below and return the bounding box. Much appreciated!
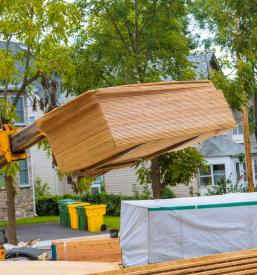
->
[104,216,120,229]
[0,216,60,227]
[0,215,120,229]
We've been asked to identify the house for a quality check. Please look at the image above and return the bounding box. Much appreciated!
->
[103,53,257,197]
[0,41,76,220]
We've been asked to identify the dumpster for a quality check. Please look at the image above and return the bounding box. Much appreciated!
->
[58,200,78,227]
[76,206,88,230]
[85,204,107,232]
[67,203,90,229]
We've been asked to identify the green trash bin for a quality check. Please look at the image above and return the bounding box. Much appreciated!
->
[58,200,79,227]
[76,206,88,230]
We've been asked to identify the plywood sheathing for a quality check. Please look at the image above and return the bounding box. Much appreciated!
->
[0,261,119,275]
[35,81,235,175]
[51,236,121,262]
[96,248,257,275]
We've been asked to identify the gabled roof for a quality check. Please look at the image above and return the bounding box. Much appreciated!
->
[188,53,220,79]
[199,136,257,157]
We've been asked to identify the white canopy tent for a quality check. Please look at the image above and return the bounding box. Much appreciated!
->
[120,193,257,267]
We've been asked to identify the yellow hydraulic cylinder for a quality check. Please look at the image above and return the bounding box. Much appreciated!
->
[0,124,27,168]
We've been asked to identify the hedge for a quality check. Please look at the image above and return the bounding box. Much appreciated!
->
[36,190,175,216]
[36,193,147,216]
[36,194,79,216]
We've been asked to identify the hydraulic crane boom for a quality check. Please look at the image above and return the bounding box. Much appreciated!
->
[0,123,45,169]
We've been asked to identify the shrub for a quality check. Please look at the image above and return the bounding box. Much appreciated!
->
[35,177,50,198]
[36,196,60,216]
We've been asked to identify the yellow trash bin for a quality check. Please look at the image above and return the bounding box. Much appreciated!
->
[85,204,107,232]
[67,202,90,229]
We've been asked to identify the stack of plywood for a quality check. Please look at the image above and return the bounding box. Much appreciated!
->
[51,236,121,262]
[30,80,235,176]
[97,248,257,275]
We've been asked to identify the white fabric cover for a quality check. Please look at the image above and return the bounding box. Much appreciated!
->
[120,193,257,267]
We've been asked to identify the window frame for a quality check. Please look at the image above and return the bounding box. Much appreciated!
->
[199,163,226,187]
[18,159,30,188]
[0,95,26,126]
[11,96,26,126]
[233,124,243,135]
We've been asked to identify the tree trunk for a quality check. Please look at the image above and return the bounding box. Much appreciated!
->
[5,175,17,245]
[254,94,257,141]
[151,157,161,199]
[242,106,255,192]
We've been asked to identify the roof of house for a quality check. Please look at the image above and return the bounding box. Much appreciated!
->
[199,136,257,157]
[188,53,220,79]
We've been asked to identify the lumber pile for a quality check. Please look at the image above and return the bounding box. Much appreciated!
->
[0,261,120,275]
[97,248,257,275]
[51,236,121,262]
[10,80,235,176]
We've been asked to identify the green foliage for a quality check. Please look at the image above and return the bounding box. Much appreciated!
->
[36,196,60,216]
[76,177,93,194]
[81,192,149,216]
[161,186,176,199]
[191,0,257,111]
[205,178,252,196]
[36,193,147,217]
[68,0,194,94]
[35,177,50,198]
[136,147,206,191]
[36,194,79,216]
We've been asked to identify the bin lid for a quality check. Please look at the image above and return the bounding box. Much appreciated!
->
[59,201,79,207]
[67,202,90,208]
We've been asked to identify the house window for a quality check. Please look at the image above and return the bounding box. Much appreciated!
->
[233,124,243,135]
[236,162,247,182]
[199,164,226,186]
[28,116,36,124]
[19,160,29,187]
[0,96,25,125]
[90,176,103,193]
[254,159,257,181]
[11,97,25,124]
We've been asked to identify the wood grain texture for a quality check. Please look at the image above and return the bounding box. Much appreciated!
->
[52,236,121,262]
[10,80,235,175]
[96,248,257,275]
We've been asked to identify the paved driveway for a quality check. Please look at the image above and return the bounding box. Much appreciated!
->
[16,222,105,242]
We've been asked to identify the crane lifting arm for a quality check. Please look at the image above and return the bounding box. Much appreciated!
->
[0,123,44,169]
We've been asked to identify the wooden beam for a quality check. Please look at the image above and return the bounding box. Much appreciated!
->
[10,123,44,153]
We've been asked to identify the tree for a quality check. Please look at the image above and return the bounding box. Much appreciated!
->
[136,147,206,197]
[0,0,80,244]
[191,0,257,192]
[70,0,198,198]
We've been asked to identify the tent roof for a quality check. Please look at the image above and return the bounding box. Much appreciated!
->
[122,192,257,209]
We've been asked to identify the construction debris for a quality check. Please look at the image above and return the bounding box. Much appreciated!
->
[51,236,121,262]
[3,80,235,176]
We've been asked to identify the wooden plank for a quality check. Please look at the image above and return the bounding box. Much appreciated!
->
[52,236,121,262]
[97,248,257,275]
[0,81,236,176]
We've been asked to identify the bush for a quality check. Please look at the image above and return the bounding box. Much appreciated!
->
[161,186,176,199]
[36,194,79,216]
[81,193,130,216]
[36,196,60,216]
[36,191,176,217]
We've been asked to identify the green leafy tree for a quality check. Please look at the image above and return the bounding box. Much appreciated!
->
[70,0,198,198]
[0,0,80,244]
[191,0,257,192]
[35,177,50,198]
[136,147,206,196]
